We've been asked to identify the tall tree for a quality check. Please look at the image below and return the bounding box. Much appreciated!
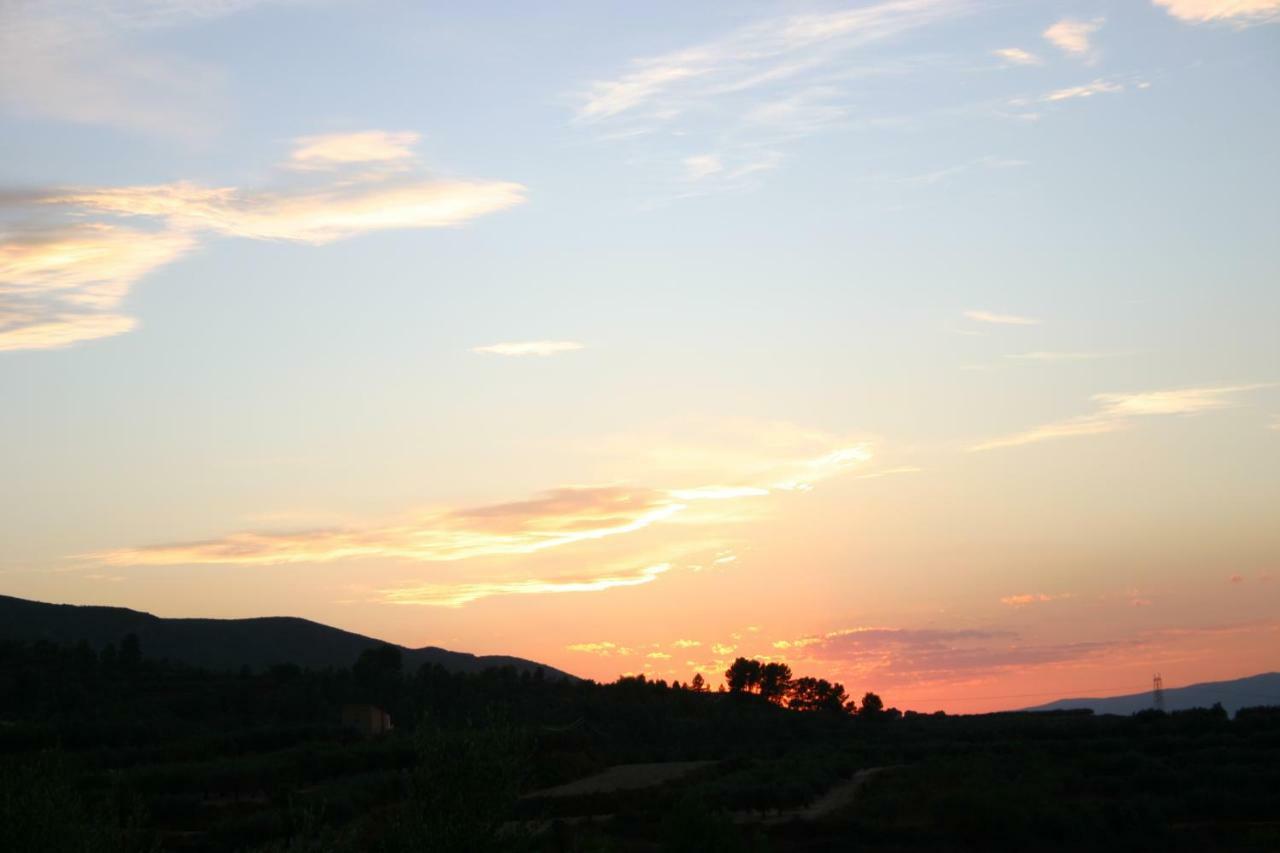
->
[758,662,793,704]
[724,658,762,694]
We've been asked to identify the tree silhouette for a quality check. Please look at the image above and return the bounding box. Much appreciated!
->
[725,658,762,694]
[787,676,849,713]
[690,673,708,693]
[759,662,793,704]
[859,691,885,717]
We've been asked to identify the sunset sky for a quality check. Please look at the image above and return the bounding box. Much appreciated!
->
[2,0,1278,713]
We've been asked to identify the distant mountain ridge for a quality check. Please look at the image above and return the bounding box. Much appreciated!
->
[0,594,578,680]
[1024,672,1280,717]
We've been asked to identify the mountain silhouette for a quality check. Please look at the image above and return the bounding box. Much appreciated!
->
[1025,672,1280,717]
[0,594,577,680]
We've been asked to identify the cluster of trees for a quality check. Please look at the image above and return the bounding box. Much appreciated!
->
[722,657,886,715]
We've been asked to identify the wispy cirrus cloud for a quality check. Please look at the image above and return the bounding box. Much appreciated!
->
[1094,384,1272,416]
[963,309,1040,326]
[589,419,876,495]
[969,416,1125,451]
[90,420,877,605]
[38,177,525,245]
[384,562,673,608]
[574,0,969,191]
[0,0,290,137]
[1153,0,1280,24]
[972,383,1273,451]
[0,133,525,352]
[1001,592,1072,606]
[289,131,421,171]
[1044,79,1124,102]
[472,341,584,357]
[1043,18,1104,57]
[94,486,684,568]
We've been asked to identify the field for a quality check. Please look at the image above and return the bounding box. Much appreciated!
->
[2,639,1279,852]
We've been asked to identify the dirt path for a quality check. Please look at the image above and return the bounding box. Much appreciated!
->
[523,760,715,799]
[737,766,888,825]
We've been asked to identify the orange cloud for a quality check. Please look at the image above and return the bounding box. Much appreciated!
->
[0,224,195,351]
[94,486,684,567]
[90,419,880,610]
[383,562,673,607]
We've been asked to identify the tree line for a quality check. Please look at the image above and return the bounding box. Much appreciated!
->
[719,657,890,717]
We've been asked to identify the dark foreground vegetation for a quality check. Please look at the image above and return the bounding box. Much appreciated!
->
[2,639,1279,852]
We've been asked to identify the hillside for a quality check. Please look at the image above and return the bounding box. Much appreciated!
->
[1025,672,1280,717]
[0,594,577,679]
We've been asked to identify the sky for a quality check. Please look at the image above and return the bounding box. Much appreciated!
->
[2,0,1278,713]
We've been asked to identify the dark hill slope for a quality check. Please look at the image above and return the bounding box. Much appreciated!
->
[1024,672,1280,717]
[0,594,577,679]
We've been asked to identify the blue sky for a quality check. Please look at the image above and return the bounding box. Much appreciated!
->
[2,0,1278,710]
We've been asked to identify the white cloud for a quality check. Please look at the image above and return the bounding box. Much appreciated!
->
[683,155,724,180]
[1043,18,1103,56]
[963,309,1040,326]
[971,383,1273,451]
[472,340,584,357]
[1094,384,1272,416]
[992,47,1042,65]
[290,131,422,171]
[1153,0,1280,24]
[43,178,526,245]
[1,133,525,351]
[1044,79,1124,102]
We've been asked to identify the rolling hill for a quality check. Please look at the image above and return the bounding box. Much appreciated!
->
[0,594,577,680]
[1024,672,1280,717]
